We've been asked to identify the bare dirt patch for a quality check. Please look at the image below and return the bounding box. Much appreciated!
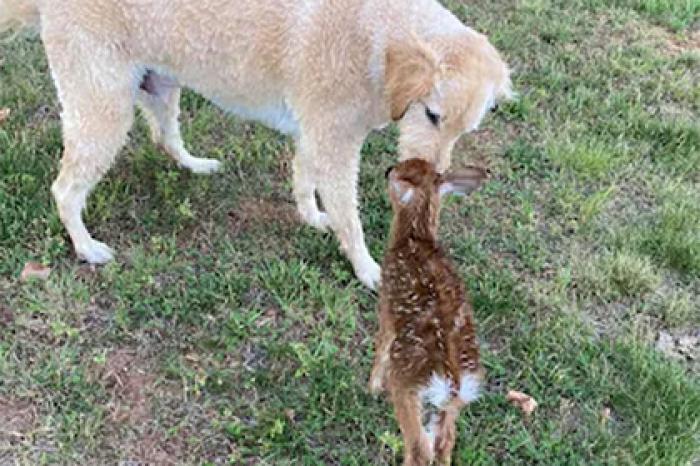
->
[91,349,155,425]
[656,329,699,365]
[0,397,37,438]
[666,29,700,54]
[120,430,189,465]
[0,397,38,465]
[228,197,299,236]
[91,349,192,463]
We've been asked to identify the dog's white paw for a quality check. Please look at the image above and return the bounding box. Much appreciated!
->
[182,157,222,174]
[356,259,381,290]
[76,239,114,264]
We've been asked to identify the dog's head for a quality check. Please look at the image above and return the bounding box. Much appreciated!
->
[386,32,512,172]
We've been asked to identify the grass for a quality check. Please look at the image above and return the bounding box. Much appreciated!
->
[638,183,700,276]
[1,0,699,464]
[575,250,662,300]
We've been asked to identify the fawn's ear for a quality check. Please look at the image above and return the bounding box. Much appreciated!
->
[438,167,489,198]
[385,37,440,121]
[390,177,416,205]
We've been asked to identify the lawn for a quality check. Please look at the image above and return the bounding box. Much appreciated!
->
[1,0,699,464]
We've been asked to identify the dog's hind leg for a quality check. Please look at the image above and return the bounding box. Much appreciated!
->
[137,72,221,174]
[44,38,137,264]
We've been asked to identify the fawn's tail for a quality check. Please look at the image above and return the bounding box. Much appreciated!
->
[0,0,39,36]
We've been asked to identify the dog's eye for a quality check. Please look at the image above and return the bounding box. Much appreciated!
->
[425,107,440,127]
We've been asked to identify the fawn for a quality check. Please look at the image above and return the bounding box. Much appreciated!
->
[369,158,488,466]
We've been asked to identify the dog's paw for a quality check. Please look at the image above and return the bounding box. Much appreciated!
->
[356,259,381,290]
[76,239,114,264]
[183,157,222,174]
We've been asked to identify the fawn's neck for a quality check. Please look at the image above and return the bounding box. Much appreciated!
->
[389,202,440,249]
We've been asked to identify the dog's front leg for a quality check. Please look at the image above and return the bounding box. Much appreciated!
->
[299,131,380,290]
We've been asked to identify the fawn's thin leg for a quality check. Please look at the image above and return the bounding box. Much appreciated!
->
[369,301,394,394]
[369,331,393,394]
[391,387,433,466]
[434,403,462,466]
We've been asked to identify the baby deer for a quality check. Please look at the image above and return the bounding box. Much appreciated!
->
[369,158,488,466]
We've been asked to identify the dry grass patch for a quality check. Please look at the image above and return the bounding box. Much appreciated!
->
[574,250,662,300]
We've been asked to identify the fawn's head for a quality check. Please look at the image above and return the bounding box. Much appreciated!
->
[386,158,488,239]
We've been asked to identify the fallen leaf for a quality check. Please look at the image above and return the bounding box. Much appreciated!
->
[257,307,280,327]
[601,407,611,425]
[284,408,296,423]
[20,262,51,282]
[184,353,200,362]
[507,390,538,416]
[0,108,10,123]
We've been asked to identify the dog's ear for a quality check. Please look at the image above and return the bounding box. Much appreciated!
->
[438,166,489,198]
[385,37,440,121]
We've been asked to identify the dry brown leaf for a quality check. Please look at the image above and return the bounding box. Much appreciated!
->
[284,408,296,423]
[0,108,10,123]
[20,262,51,282]
[507,390,538,416]
[184,353,200,362]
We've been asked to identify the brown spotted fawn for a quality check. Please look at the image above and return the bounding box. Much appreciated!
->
[369,158,488,466]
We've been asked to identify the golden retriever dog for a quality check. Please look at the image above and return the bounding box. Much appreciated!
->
[1,0,511,289]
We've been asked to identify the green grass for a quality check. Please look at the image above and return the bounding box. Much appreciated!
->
[2,1,699,464]
[639,183,700,276]
[583,0,700,30]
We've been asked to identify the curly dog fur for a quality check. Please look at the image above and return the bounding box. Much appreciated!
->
[0,0,511,288]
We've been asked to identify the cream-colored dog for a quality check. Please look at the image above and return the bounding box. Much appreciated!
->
[1,0,511,289]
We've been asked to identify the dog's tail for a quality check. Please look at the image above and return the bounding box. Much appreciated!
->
[0,0,39,37]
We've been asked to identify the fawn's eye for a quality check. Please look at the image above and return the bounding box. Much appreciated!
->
[425,106,440,127]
